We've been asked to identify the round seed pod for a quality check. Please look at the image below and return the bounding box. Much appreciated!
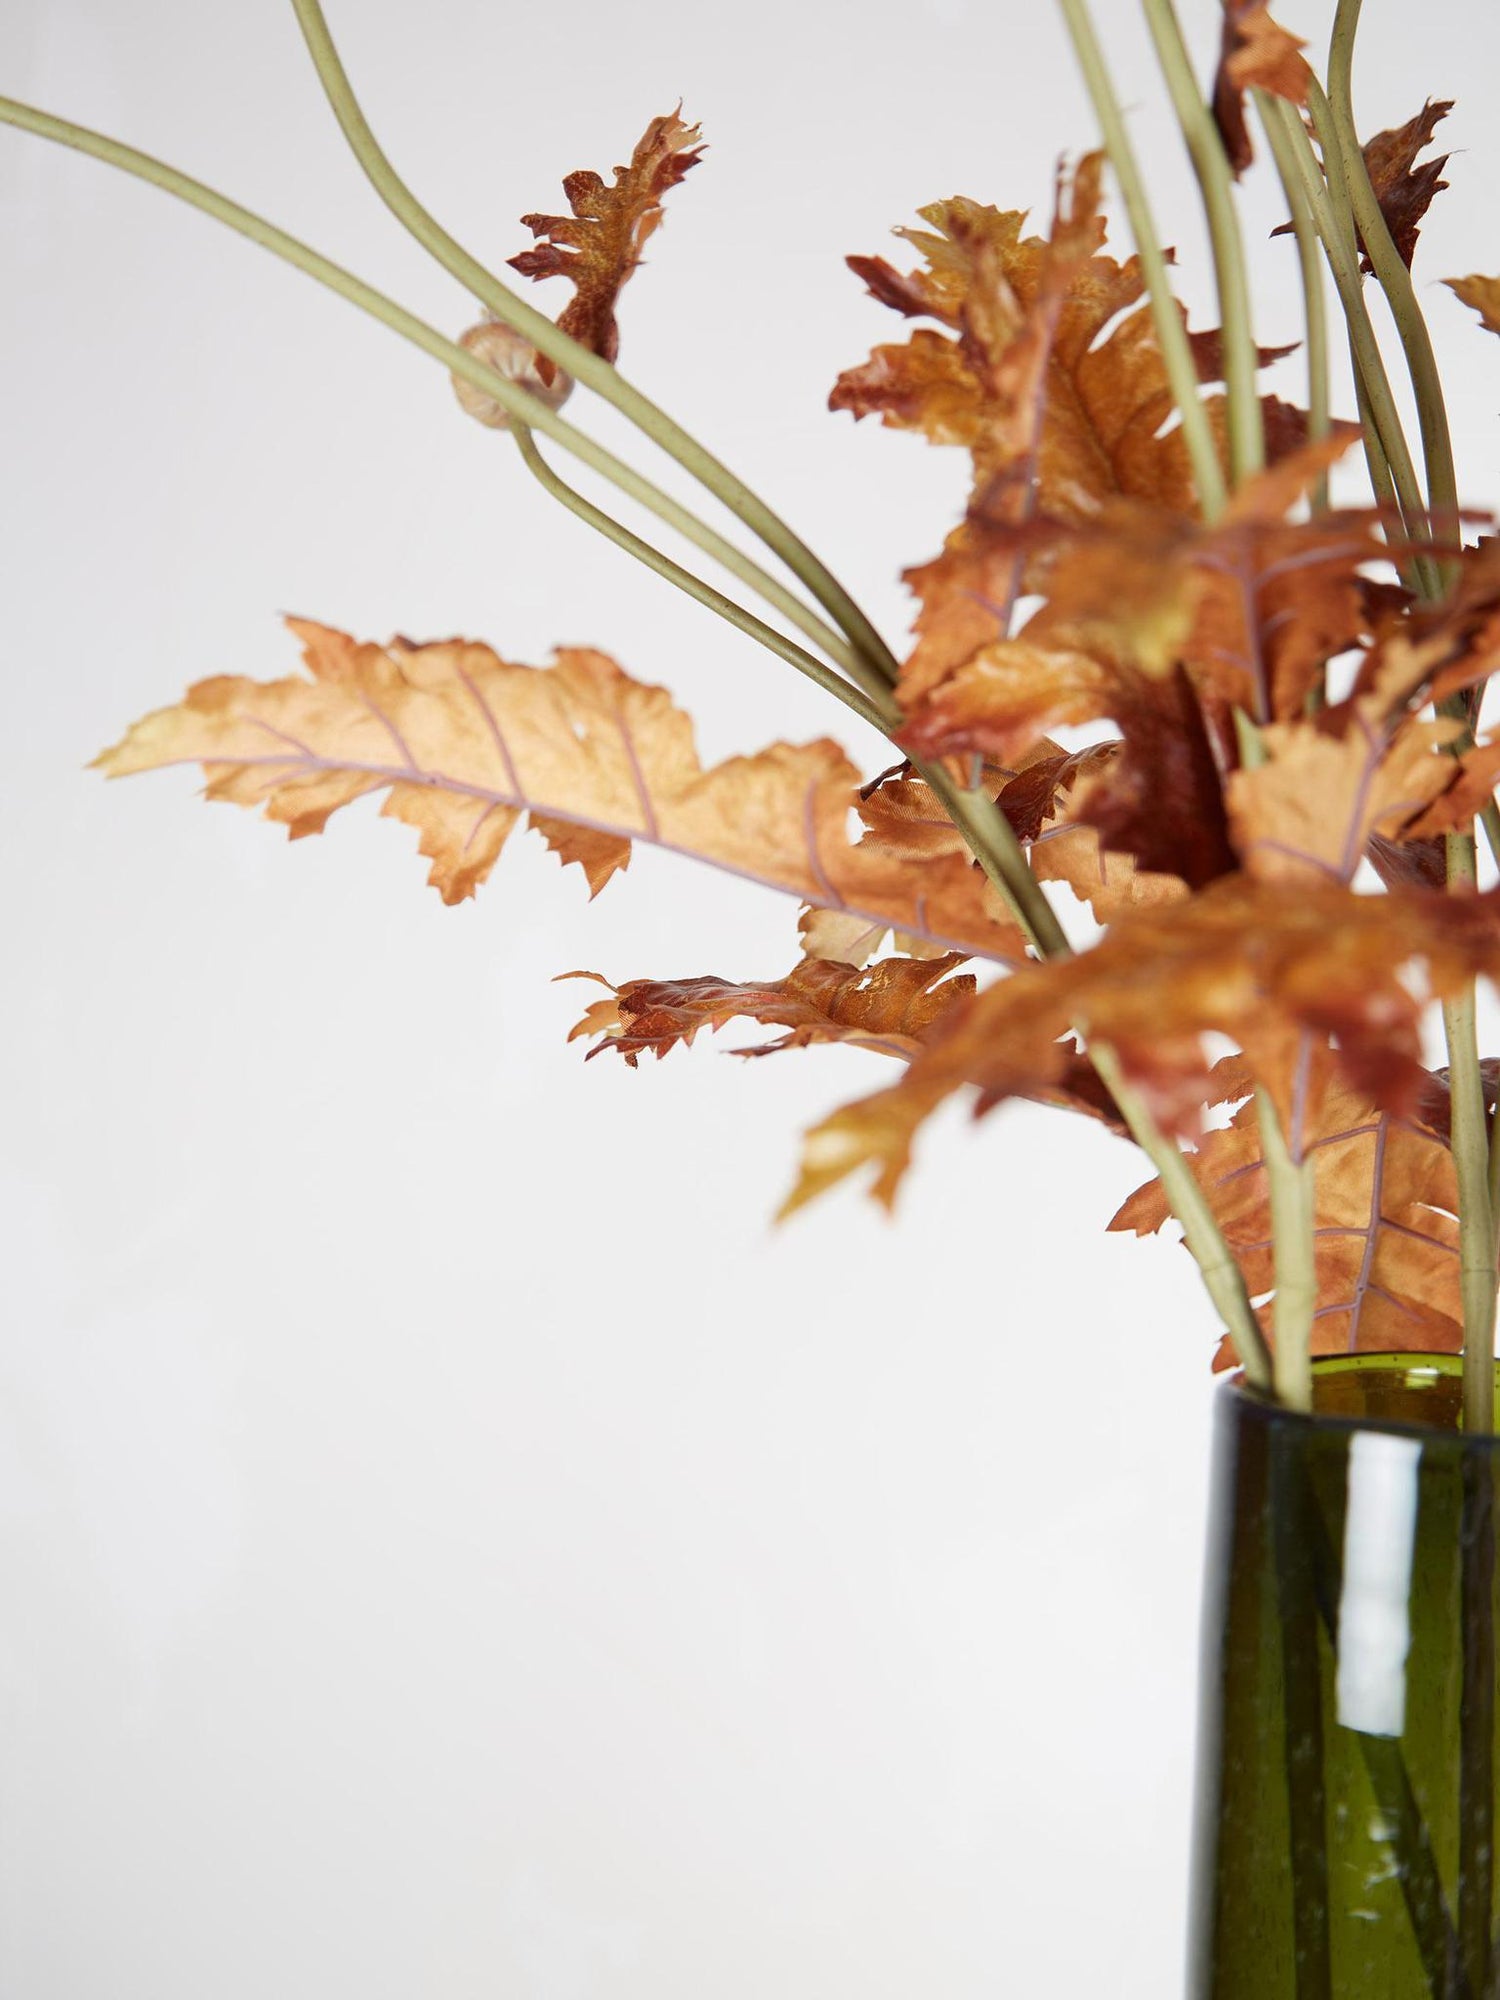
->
[451,320,574,431]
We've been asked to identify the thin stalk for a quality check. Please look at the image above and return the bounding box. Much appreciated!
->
[1253,90,1331,509]
[1093,1043,1274,1389]
[287,0,904,692]
[1140,0,1264,485]
[1056,0,1227,520]
[1257,1088,1315,1412]
[511,426,895,735]
[1268,93,1441,594]
[0,95,886,703]
[1326,0,1459,581]
[919,766,1272,1384]
[1445,835,1498,1436]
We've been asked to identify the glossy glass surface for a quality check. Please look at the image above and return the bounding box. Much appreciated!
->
[1191,1356,1500,1999]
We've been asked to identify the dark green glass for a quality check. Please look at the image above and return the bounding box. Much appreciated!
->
[1191,1355,1500,1999]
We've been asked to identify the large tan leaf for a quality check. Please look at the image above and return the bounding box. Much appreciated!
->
[94,621,1027,964]
[781,877,1500,1214]
[508,109,704,365]
[1112,1053,1463,1365]
[567,953,977,1065]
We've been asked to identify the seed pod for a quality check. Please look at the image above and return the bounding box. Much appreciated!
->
[451,320,574,431]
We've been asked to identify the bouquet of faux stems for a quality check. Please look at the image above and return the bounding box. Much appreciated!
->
[7,0,1500,1429]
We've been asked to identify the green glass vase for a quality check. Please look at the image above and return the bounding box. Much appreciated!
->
[1191,1355,1500,1998]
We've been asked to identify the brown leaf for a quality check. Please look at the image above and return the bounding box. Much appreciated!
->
[508,109,704,365]
[1360,101,1451,272]
[1403,739,1500,839]
[1227,707,1462,886]
[1447,275,1500,337]
[1212,3,1310,177]
[94,621,1028,965]
[834,162,1204,525]
[1112,1051,1464,1363]
[568,954,976,1065]
[781,877,1500,1214]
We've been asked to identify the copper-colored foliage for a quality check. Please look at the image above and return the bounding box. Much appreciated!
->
[1360,101,1451,273]
[1447,276,1500,338]
[94,621,1026,964]
[1112,1052,1463,1366]
[783,878,1500,1215]
[833,160,1201,528]
[508,110,704,366]
[1212,2,1309,176]
[568,954,976,1065]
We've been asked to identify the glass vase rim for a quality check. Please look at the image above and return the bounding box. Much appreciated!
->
[1223,1351,1500,1452]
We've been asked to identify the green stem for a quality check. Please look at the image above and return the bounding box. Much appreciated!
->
[1141,0,1264,486]
[287,0,904,692]
[1056,0,1227,520]
[1253,90,1330,507]
[1257,1088,1315,1412]
[1444,837,1498,1436]
[920,765,1271,1385]
[0,94,886,703]
[1266,95,1440,589]
[511,427,895,734]
[1326,0,1459,581]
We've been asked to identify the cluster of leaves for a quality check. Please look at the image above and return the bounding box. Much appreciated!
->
[98,69,1500,1374]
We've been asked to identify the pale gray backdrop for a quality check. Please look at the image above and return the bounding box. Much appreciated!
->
[2,2,1497,1995]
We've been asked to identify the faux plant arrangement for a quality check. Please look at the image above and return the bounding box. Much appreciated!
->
[6,0,1500,1991]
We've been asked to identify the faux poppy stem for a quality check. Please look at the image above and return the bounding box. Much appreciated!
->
[1252,91,1331,514]
[1056,0,1227,521]
[1326,0,1460,586]
[510,427,897,736]
[286,0,905,697]
[1267,93,1442,596]
[0,94,888,706]
[1257,1089,1315,1412]
[1140,0,1265,487]
[921,768,1272,1385]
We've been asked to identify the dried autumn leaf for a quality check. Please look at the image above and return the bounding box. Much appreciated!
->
[1359,101,1451,273]
[508,109,704,365]
[1212,2,1310,177]
[568,954,976,1065]
[1013,744,1188,923]
[1227,707,1462,886]
[1112,1051,1464,1364]
[833,164,1202,523]
[781,877,1500,1215]
[1447,275,1500,337]
[94,621,1028,965]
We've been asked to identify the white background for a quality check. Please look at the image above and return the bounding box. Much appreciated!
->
[2,3,1497,1994]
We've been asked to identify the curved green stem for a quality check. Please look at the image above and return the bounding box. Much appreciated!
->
[1266,92,1441,596]
[1141,0,1264,486]
[0,93,887,701]
[919,763,1269,1382]
[287,0,903,691]
[1257,1088,1315,1410]
[1253,91,1330,509]
[1056,0,1227,521]
[1326,0,1459,577]
[511,426,895,734]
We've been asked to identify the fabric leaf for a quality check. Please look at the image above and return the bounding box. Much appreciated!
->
[94,621,1028,965]
[509,110,704,364]
[568,954,976,1065]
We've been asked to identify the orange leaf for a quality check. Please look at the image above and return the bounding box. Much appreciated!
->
[1212,3,1310,177]
[781,877,1500,1214]
[508,109,704,364]
[94,621,1027,965]
[568,954,976,1065]
[1112,1050,1464,1365]
[1447,275,1500,338]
